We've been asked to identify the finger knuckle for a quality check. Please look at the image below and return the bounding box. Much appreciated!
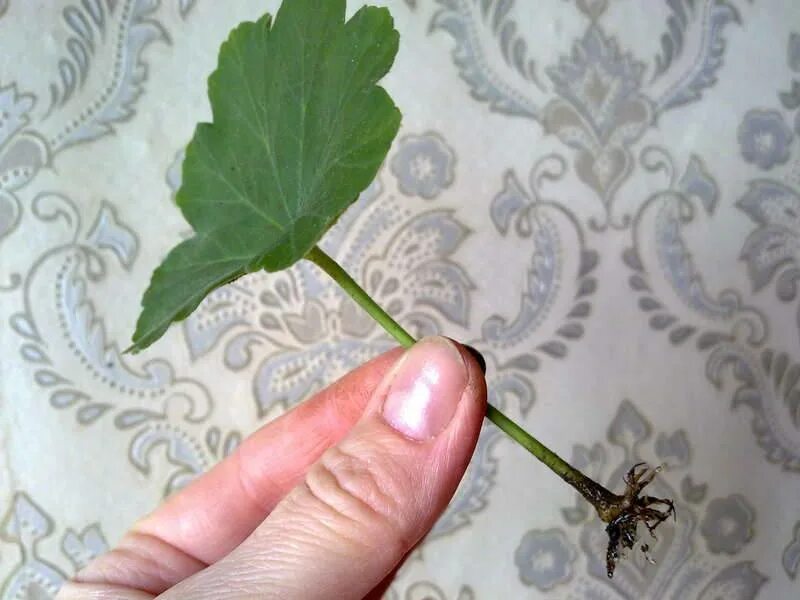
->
[301,443,412,551]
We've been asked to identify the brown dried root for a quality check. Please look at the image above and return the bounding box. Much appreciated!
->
[602,463,676,577]
[566,462,675,578]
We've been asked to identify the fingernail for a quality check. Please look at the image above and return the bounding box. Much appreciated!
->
[463,344,487,374]
[382,336,468,441]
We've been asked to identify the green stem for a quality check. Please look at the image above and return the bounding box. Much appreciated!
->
[307,245,416,349]
[306,245,598,496]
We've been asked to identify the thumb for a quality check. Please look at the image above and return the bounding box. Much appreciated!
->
[164,336,487,600]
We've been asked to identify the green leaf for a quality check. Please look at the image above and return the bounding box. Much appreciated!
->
[129,0,400,352]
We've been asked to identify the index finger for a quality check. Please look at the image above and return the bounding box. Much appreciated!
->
[70,347,403,596]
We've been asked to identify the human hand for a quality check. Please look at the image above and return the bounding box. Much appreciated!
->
[57,337,487,599]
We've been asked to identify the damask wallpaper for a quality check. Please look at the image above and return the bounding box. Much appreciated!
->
[1,0,799,598]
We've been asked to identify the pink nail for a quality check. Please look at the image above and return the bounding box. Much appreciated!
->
[382,337,467,441]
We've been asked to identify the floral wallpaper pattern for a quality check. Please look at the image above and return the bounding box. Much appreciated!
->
[1,0,799,598]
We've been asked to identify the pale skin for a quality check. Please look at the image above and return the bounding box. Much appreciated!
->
[57,337,487,599]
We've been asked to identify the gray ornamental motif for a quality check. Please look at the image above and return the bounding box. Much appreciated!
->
[699,495,756,556]
[385,581,475,600]
[784,522,800,580]
[623,148,766,341]
[431,0,742,228]
[780,32,800,136]
[391,132,457,200]
[0,0,198,252]
[618,146,800,474]
[738,34,800,343]
[481,155,599,357]
[10,192,236,497]
[738,180,800,339]
[0,492,109,600]
[515,528,577,591]
[737,109,794,170]
[1,0,236,503]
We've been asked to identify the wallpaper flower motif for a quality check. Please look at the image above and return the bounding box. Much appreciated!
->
[700,495,756,556]
[514,528,577,591]
[391,132,456,200]
[738,110,794,170]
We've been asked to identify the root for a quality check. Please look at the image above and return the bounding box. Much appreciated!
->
[601,463,675,578]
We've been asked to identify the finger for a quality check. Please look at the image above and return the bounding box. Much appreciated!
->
[363,548,413,600]
[164,336,487,600]
[59,348,402,598]
[55,583,155,599]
